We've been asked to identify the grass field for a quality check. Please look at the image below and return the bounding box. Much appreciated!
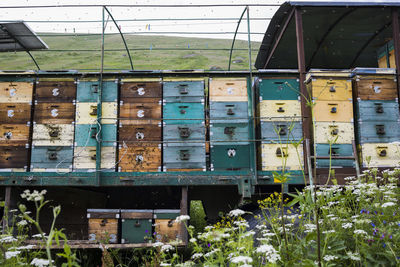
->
[0,33,261,71]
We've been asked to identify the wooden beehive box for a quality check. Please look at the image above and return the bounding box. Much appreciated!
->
[312,101,353,122]
[119,101,161,125]
[153,209,182,243]
[260,143,304,171]
[32,124,74,146]
[209,78,247,102]
[259,100,302,122]
[35,79,76,102]
[118,144,161,172]
[121,209,153,244]
[361,143,400,168]
[0,124,30,146]
[0,81,33,103]
[314,122,354,144]
[121,78,162,100]
[0,103,32,124]
[87,209,119,244]
[34,103,75,124]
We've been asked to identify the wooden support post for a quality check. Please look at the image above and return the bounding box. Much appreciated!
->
[180,186,188,245]
[2,187,11,234]
[295,7,311,179]
[392,8,400,100]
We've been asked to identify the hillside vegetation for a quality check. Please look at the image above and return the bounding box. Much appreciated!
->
[0,33,261,71]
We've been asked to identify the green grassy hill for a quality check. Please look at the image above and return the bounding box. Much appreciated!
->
[0,34,261,71]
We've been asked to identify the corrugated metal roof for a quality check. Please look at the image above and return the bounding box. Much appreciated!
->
[255,2,398,69]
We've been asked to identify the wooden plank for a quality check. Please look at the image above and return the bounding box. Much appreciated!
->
[154,219,182,243]
[88,218,118,243]
[119,124,161,142]
[0,103,31,124]
[0,82,33,103]
[32,124,74,146]
[0,124,30,146]
[119,102,161,125]
[121,81,162,99]
[355,78,397,100]
[35,80,76,102]
[119,145,161,172]
[34,103,75,124]
[0,146,28,168]
[313,101,353,122]
[209,78,247,101]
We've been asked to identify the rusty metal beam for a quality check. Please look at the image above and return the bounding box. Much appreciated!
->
[295,7,310,178]
[263,7,295,69]
[392,8,400,101]
[307,8,356,69]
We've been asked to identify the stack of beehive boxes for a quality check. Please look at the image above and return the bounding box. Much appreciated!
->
[209,78,250,171]
[163,78,205,171]
[307,71,355,168]
[0,76,33,171]
[258,78,303,174]
[74,79,117,171]
[31,78,76,172]
[119,79,162,172]
[353,68,400,167]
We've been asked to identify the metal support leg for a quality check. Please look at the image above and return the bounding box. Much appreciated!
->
[180,186,188,245]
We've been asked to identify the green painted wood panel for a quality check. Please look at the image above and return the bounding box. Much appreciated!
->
[210,122,249,145]
[163,124,205,141]
[163,102,204,125]
[210,144,250,171]
[163,143,206,170]
[357,120,400,143]
[74,124,116,147]
[260,121,303,143]
[121,219,152,243]
[31,146,73,169]
[315,144,355,168]
[77,80,118,102]
[258,78,299,100]
[163,81,204,102]
[209,101,248,123]
[356,99,399,121]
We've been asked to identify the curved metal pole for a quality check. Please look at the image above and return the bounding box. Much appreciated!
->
[103,6,134,70]
[26,51,40,70]
[228,7,247,70]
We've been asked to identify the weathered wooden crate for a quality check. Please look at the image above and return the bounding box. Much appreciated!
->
[118,144,161,172]
[0,146,28,168]
[210,144,250,171]
[119,124,161,143]
[163,79,204,102]
[73,146,115,170]
[121,210,153,244]
[163,102,204,125]
[34,103,75,124]
[31,146,73,170]
[210,123,249,144]
[76,102,117,124]
[314,122,354,144]
[35,79,76,102]
[121,79,162,101]
[163,143,206,171]
[356,99,399,121]
[361,143,400,167]
[315,144,355,168]
[163,124,205,142]
[257,78,299,100]
[74,124,116,147]
[260,143,304,171]
[77,79,118,102]
[0,103,31,124]
[259,100,301,121]
[209,101,248,123]
[209,78,247,102]
[32,123,74,146]
[313,101,353,122]
[0,124,30,146]
[0,81,33,103]
[154,209,182,243]
[308,78,352,101]
[260,121,303,143]
[357,120,400,143]
[119,101,161,125]
[87,209,119,244]
[354,75,397,100]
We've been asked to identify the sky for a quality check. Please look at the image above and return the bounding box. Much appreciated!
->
[0,0,287,42]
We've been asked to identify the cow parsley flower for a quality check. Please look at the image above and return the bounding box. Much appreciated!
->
[354,229,367,235]
[175,215,190,223]
[256,244,281,263]
[5,250,21,259]
[30,258,53,267]
[191,253,203,260]
[161,244,173,252]
[382,202,396,208]
[230,256,253,264]
[347,251,361,261]
[323,255,338,262]
[228,209,246,217]
[342,223,353,229]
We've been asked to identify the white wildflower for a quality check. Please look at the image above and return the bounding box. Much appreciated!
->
[323,255,338,262]
[5,250,21,259]
[354,229,367,235]
[263,232,276,237]
[228,209,246,217]
[304,224,317,233]
[160,263,171,267]
[17,220,28,227]
[347,251,361,261]
[15,245,34,250]
[204,226,214,231]
[9,209,18,213]
[243,231,255,237]
[175,215,190,223]
[152,242,164,247]
[161,244,173,252]
[233,220,249,228]
[30,258,53,267]
[230,256,253,264]
[204,249,220,258]
[342,223,353,229]
[322,230,335,234]
[0,235,17,243]
[189,238,197,243]
[355,219,371,224]
[256,244,281,263]
[239,265,252,267]
[382,202,396,208]
[255,224,266,230]
[191,253,203,260]
[32,233,44,238]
